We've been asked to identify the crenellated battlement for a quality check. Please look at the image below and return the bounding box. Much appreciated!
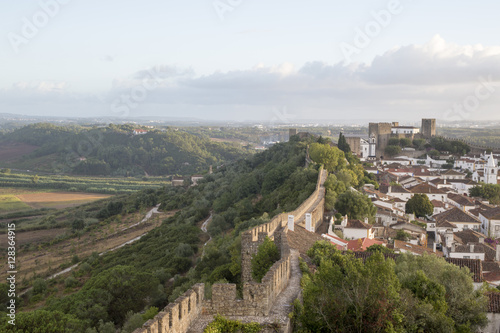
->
[134,165,326,333]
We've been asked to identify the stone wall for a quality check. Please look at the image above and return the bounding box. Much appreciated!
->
[203,230,291,316]
[133,165,326,333]
[132,284,204,333]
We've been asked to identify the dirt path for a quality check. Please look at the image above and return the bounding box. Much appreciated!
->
[200,214,212,257]
[18,205,164,295]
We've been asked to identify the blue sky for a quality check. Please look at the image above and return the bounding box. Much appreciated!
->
[1,0,500,122]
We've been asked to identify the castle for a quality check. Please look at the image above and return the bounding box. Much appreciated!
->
[368,118,436,159]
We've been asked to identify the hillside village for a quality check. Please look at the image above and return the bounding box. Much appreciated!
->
[322,119,500,290]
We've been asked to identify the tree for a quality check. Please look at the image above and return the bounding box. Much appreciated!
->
[395,254,488,332]
[384,145,401,157]
[334,190,376,221]
[400,138,412,147]
[309,143,346,172]
[413,138,426,150]
[337,133,351,154]
[251,237,280,282]
[0,310,87,333]
[405,194,434,217]
[296,250,402,332]
[395,230,411,241]
[31,174,40,184]
[388,137,400,146]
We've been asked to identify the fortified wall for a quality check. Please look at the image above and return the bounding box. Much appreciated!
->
[134,166,326,333]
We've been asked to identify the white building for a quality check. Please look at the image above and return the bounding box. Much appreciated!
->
[340,217,374,240]
[391,126,420,135]
[479,207,500,238]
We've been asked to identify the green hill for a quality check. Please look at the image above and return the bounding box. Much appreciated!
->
[0,123,251,176]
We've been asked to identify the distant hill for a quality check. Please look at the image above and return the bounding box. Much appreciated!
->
[0,123,251,176]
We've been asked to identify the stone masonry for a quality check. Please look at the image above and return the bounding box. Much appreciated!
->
[133,166,327,333]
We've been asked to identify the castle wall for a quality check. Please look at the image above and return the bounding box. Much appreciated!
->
[133,166,326,333]
[132,284,204,333]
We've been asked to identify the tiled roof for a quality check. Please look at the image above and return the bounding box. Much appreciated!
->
[436,220,458,229]
[487,293,500,313]
[445,258,483,282]
[483,261,500,273]
[480,207,500,220]
[394,240,443,256]
[409,183,446,194]
[453,243,496,261]
[287,227,324,256]
[453,229,485,245]
[433,207,481,224]
[379,185,411,194]
[446,179,478,185]
[442,169,465,176]
[448,193,475,207]
[431,200,445,207]
[345,219,372,230]
[347,238,385,251]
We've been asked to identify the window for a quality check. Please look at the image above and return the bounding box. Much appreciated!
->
[463,256,470,259]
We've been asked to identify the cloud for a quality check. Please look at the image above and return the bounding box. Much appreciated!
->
[3,36,500,121]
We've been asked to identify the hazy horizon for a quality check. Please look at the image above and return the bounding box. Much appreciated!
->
[2,1,500,123]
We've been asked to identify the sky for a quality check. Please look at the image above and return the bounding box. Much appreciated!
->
[1,0,500,123]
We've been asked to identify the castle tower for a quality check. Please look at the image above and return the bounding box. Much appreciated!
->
[485,153,498,184]
[421,119,436,139]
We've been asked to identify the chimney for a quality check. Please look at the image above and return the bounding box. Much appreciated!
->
[470,244,474,253]
[451,243,456,252]
[479,237,484,244]
[433,242,436,252]
[364,217,369,224]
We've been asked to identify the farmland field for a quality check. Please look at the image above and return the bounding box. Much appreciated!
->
[0,195,31,212]
[0,188,111,213]
[17,192,111,209]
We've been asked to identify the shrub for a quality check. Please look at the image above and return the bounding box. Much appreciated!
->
[251,237,280,282]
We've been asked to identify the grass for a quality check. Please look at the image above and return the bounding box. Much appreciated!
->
[0,194,31,213]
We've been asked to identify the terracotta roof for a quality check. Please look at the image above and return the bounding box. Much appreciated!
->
[436,220,458,229]
[347,238,385,251]
[409,183,446,194]
[480,207,500,220]
[431,200,446,208]
[441,169,465,176]
[379,185,411,194]
[433,207,481,224]
[345,219,372,230]
[445,258,483,282]
[483,261,500,273]
[485,271,500,281]
[488,293,500,313]
[446,179,478,185]
[448,193,476,207]
[453,243,496,261]
[394,240,443,256]
[453,229,486,245]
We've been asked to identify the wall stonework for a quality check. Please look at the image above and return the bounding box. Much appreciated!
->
[132,284,204,333]
[134,166,326,333]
